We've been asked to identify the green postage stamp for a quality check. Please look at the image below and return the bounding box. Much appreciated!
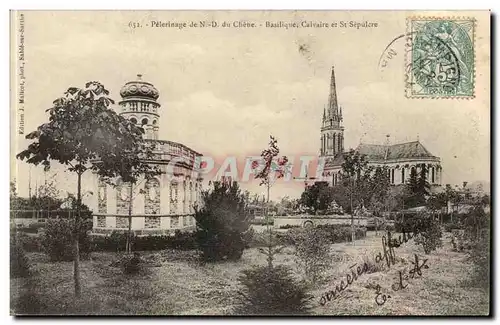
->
[406,17,475,98]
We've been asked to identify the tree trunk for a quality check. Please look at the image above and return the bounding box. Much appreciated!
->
[266,180,273,269]
[73,171,82,298]
[350,178,355,245]
[126,183,133,253]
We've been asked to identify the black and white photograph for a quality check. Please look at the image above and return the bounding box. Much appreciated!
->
[9,10,491,316]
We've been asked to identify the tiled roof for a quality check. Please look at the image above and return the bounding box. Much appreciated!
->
[324,153,345,169]
[358,141,436,161]
[323,141,437,169]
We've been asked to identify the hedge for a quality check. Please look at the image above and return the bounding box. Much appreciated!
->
[90,230,197,252]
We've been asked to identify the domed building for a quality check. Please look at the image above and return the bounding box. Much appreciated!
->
[90,74,203,236]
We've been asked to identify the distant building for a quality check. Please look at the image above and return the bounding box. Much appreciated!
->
[90,75,203,236]
[318,66,443,187]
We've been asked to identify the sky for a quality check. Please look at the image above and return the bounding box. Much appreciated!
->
[10,10,491,201]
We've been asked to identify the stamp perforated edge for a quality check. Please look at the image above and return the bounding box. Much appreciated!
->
[404,16,477,100]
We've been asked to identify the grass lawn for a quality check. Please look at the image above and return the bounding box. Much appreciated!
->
[11,231,489,316]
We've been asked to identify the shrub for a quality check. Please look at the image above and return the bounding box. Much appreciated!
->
[277,225,366,247]
[316,225,367,243]
[90,230,197,252]
[194,181,250,262]
[123,252,143,275]
[279,224,301,229]
[362,255,386,274]
[16,222,46,234]
[41,219,92,262]
[15,232,43,252]
[468,229,489,289]
[242,227,255,249]
[444,219,462,233]
[10,232,31,278]
[234,265,313,315]
[462,207,490,241]
[395,212,439,234]
[293,228,331,283]
[14,279,47,315]
[414,217,443,254]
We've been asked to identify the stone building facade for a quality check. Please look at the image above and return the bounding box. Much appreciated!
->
[90,75,203,236]
[318,66,443,187]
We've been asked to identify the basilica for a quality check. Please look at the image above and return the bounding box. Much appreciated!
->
[90,75,203,236]
[319,66,443,187]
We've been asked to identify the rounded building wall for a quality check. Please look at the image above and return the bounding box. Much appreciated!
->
[91,74,203,236]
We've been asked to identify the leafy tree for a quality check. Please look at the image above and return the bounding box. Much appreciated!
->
[17,81,159,297]
[299,181,334,214]
[10,180,17,199]
[341,149,369,243]
[330,182,351,213]
[427,192,448,212]
[414,216,443,254]
[252,135,289,268]
[194,181,250,261]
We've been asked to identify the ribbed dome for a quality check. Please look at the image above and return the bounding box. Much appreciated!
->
[120,74,159,101]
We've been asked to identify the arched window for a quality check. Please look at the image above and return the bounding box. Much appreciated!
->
[332,133,337,154]
[170,181,178,214]
[391,169,395,184]
[401,168,405,184]
[141,118,148,125]
[152,120,157,125]
[144,178,160,214]
[431,167,435,183]
[130,117,137,125]
[97,178,107,214]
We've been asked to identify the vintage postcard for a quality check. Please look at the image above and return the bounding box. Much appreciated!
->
[10,10,491,316]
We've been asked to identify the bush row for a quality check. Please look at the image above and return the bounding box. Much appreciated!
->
[247,225,367,248]
[10,232,31,278]
[90,230,197,252]
[15,219,198,262]
[394,213,437,234]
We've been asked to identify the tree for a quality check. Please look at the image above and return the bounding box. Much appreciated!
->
[194,181,250,261]
[404,165,430,208]
[417,164,431,197]
[427,192,448,215]
[252,135,289,268]
[367,167,391,211]
[341,149,369,243]
[299,182,334,215]
[17,81,159,297]
[234,265,313,315]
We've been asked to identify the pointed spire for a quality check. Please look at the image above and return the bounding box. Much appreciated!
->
[328,66,339,118]
[323,105,326,119]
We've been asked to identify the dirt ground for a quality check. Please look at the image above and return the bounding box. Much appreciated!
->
[11,231,489,316]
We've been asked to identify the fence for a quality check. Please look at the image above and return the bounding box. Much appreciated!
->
[10,209,76,220]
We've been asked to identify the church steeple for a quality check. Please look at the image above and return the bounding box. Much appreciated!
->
[328,66,339,119]
[320,66,344,157]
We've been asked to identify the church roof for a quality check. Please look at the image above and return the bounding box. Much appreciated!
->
[324,140,438,170]
[358,141,436,161]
